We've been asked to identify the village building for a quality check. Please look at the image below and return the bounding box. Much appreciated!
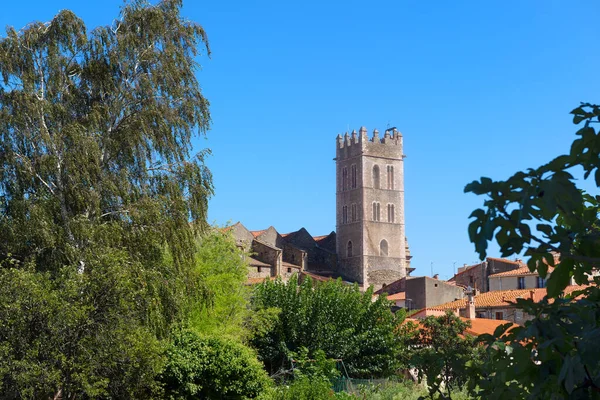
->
[230,127,413,288]
[375,276,465,311]
[412,285,587,325]
[448,257,525,293]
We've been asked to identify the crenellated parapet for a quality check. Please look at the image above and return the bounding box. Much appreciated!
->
[336,126,403,150]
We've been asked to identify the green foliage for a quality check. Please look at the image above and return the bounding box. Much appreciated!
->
[471,289,600,400]
[405,312,482,400]
[0,1,216,397]
[465,103,600,296]
[251,276,404,378]
[190,228,252,339]
[0,257,164,399]
[161,329,271,400]
[262,349,339,400]
[465,103,600,398]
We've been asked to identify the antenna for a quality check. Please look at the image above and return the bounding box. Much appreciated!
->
[430,261,434,277]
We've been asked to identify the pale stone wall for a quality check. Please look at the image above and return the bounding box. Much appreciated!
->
[336,126,407,286]
[247,265,274,279]
[251,240,281,277]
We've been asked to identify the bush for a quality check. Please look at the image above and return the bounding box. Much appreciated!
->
[161,329,271,399]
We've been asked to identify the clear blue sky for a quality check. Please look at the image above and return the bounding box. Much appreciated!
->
[3,1,599,280]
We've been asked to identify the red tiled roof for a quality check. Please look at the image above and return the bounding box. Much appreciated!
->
[312,235,328,241]
[429,285,588,311]
[245,276,277,285]
[462,317,516,336]
[250,229,267,238]
[489,265,554,278]
[405,317,516,337]
[387,292,406,301]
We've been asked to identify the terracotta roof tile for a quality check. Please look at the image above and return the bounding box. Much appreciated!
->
[312,235,328,241]
[387,292,406,301]
[405,317,516,337]
[462,317,516,336]
[429,285,588,311]
[250,229,267,238]
[489,265,554,278]
[245,277,276,285]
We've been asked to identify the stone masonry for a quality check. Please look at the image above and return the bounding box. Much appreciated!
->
[335,126,408,287]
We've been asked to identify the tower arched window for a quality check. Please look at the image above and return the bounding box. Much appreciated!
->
[351,203,357,222]
[373,165,380,189]
[372,202,381,221]
[347,241,353,258]
[380,239,388,256]
[387,204,395,223]
[351,164,357,188]
[387,165,394,189]
[342,167,348,191]
[342,205,348,224]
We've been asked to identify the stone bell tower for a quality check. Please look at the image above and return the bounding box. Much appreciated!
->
[335,126,408,287]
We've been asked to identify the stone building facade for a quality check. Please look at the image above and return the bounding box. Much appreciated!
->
[335,126,410,287]
[449,257,522,293]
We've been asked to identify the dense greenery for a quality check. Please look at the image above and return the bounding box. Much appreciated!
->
[251,275,404,378]
[402,312,483,400]
[465,103,600,399]
[0,1,214,398]
[161,329,271,399]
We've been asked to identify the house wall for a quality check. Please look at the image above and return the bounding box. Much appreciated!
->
[405,277,465,310]
[251,241,281,277]
[489,275,541,291]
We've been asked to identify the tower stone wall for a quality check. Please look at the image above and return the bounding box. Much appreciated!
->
[335,126,407,287]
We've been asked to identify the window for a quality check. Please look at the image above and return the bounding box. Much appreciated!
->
[287,267,292,273]
[518,277,525,289]
[495,312,504,320]
[342,205,348,224]
[342,167,348,191]
[372,202,380,221]
[536,276,547,288]
[387,204,395,223]
[351,203,357,222]
[351,164,357,188]
[380,239,388,256]
[347,241,353,258]
[387,165,394,189]
[258,267,262,273]
[373,165,380,189]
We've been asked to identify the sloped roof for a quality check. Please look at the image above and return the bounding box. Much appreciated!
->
[387,292,406,301]
[489,265,554,278]
[404,317,515,337]
[462,317,516,336]
[247,256,271,267]
[429,285,588,311]
[282,261,301,269]
[250,229,267,238]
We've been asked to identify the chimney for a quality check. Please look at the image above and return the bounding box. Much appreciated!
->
[465,288,476,319]
[529,290,535,300]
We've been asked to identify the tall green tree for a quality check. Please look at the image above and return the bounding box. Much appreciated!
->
[0,1,213,398]
[465,103,600,399]
[251,276,404,378]
[0,0,212,276]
